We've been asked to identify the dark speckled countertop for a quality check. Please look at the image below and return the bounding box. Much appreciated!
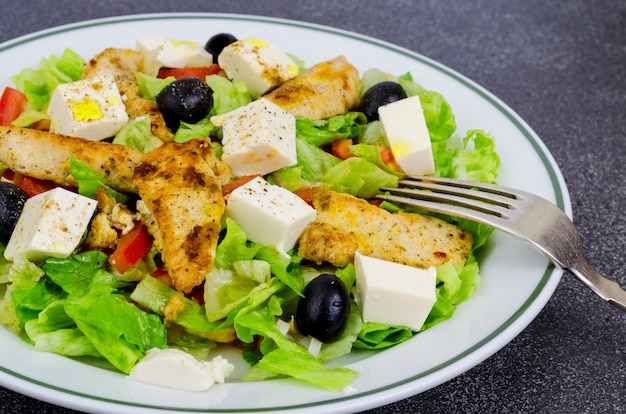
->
[0,1,624,413]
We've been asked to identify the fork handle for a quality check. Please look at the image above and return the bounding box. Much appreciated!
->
[568,258,626,312]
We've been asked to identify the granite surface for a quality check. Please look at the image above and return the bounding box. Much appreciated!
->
[0,1,624,413]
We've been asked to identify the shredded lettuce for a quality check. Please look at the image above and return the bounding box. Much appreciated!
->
[4,252,167,373]
[135,72,174,100]
[64,271,167,373]
[24,300,101,357]
[235,311,358,392]
[112,116,162,153]
[130,275,226,333]
[296,112,367,147]
[204,74,252,116]
[321,157,399,198]
[11,48,85,112]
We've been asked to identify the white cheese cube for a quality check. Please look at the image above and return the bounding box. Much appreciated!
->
[4,188,97,262]
[354,252,437,331]
[136,35,213,76]
[225,177,316,256]
[378,95,435,176]
[128,348,234,391]
[47,74,129,141]
[135,35,170,56]
[218,38,299,97]
[214,98,297,176]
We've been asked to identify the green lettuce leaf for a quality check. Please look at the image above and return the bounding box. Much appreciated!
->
[42,250,108,295]
[235,311,358,392]
[204,74,251,116]
[24,300,101,357]
[130,275,226,333]
[296,112,367,147]
[321,157,399,198]
[112,116,162,153]
[213,218,261,270]
[64,271,167,374]
[135,72,174,100]
[11,278,65,327]
[11,48,85,112]
[173,117,216,143]
[353,322,414,350]
[69,156,131,204]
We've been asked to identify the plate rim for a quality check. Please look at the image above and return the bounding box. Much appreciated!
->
[0,11,571,414]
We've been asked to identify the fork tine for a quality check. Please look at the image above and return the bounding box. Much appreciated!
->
[377,176,522,230]
[397,176,520,206]
[376,192,508,230]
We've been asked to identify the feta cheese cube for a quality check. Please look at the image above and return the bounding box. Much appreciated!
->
[128,348,234,391]
[218,38,299,97]
[136,35,214,76]
[225,177,316,256]
[214,98,297,176]
[4,188,97,262]
[47,74,129,141]
[378,95,435,176]
[354,251,437,331]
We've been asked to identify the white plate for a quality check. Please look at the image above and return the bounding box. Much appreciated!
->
[0,13,570,414]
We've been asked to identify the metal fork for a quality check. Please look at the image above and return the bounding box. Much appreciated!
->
[377,176,626,312]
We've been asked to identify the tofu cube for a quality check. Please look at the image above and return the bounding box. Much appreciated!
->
[214,98,297,176]
[47,74,129,141]
[225,177,316,256]
[136,35,214,76]
[378,95,435,176]
[218,38,299,97]
[4,188,97,262]
[354,251,437,331]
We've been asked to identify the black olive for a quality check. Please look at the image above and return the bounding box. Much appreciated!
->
[358,81,408,122]
[295,273,350,343]
[0,182,28,244]
[205,33,238,64]
[156,78,214,132]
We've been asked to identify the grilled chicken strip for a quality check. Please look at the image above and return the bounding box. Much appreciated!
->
[82,47,174,142]
[296,186,473,269]
[0,126,141,194]
[133,139,229,293]
[264,55,360,121]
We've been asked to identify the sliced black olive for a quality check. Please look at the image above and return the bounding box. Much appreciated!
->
[295,273,350,343]
[205,33,238,64]
[0,182,28,244]
[156,77,214,132]
[358,81,408,122]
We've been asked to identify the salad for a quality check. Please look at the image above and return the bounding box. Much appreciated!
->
[0,32,500,393]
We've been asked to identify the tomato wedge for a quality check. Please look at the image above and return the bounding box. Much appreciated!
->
[293,187,314,206]
[331,139,355,160]
[377,146,403,173]
[0,87,28,126]
[221,174,262,197]
[109,224,153,274]
[157,65,221,80]
[13,172,58,197]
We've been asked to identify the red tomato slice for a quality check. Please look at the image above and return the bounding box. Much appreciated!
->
[157,65,221,80]
[109,224,153,274]
[293,187,314,206]
[331,139,355,160]
[377,146,403,173]
[0,87,28,126]
[221,174,262,197]
[13,172,58,197]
